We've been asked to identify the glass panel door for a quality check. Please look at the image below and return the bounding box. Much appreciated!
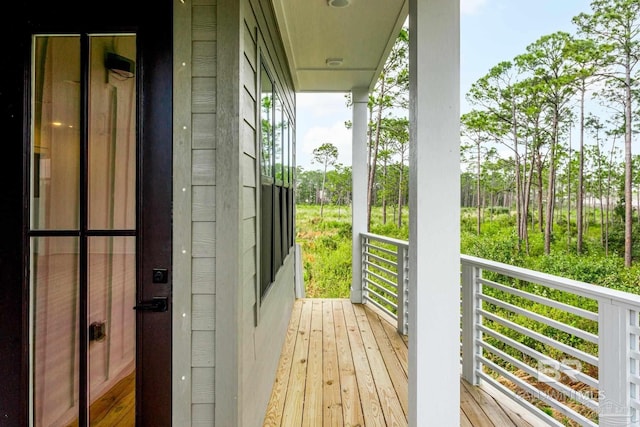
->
[30,34,137,427]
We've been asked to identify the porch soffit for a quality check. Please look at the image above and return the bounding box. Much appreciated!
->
[271,0,408,93]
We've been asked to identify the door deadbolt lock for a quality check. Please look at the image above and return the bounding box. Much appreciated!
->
[152,268,169,283]
[133,296,168,312]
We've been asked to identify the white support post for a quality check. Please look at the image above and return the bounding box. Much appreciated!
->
[408,0,460,425]
[598,301,633,427]
[351,87,369,304]
[461,263,481,385]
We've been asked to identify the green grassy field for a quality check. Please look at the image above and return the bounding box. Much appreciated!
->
[296,204,408,298]
[296,204,640,298]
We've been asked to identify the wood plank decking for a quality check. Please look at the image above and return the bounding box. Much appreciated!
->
[264,298,540,427]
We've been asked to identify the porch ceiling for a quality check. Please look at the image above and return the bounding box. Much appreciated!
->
[271,0,408,92]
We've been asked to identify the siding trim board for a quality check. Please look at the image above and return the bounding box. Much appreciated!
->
[172,0,194,425]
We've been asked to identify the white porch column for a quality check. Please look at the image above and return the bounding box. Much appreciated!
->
[351,87,369,304]
[408,0,460,426]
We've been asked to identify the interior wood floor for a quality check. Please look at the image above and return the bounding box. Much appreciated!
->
[66,369,135,427]
[264,298,539,427]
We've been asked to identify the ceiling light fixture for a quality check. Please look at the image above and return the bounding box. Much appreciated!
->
[326,58,344,67]
[328,0,351,8]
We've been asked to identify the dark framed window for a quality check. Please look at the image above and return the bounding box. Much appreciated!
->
[259,60,294,298]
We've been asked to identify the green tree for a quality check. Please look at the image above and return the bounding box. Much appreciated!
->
[461,110,498,234]
[574,0,640,266]
[564,37,610,254]
[516,32,579,255]
[365,28,408,230]
[312,142,339,217]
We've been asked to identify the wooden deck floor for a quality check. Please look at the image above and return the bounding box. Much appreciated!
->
[264,298,539,427]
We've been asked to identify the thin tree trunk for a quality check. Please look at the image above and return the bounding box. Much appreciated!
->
[624,62,633,267]
[320,161,327,217]
[577,89,585,254]
[397,161,404,228]
[367,83,385,232]
[545,114,559,255]
[513,103,523,251]
[477,141,481,235]
[537,152,544,233]
[567,131,572,252]
[382,157,388,224]
[605,136,618,257]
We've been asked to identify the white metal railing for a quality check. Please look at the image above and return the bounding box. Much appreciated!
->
[461,254,640,427]
[358,233,640,426]
[360,232,409,335]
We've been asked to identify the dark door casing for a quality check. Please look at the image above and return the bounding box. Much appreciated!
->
[0,1,173,426]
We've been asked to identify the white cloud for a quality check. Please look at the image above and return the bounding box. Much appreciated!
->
[298,121,352,171]
[297,92,351,118]
[461,0,487,15]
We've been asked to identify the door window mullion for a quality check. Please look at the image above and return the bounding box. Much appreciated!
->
[78,32,90,427]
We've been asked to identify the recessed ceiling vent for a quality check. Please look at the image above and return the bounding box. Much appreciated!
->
[326,58,344,67]
[328,0,351,8]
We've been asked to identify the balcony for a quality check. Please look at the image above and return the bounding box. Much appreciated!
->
[265,233,640,426]
[263,298,536,426]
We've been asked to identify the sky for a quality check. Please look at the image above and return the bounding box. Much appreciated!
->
[295,0,593,171]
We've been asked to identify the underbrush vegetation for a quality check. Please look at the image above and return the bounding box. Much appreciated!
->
[297,204,640,297]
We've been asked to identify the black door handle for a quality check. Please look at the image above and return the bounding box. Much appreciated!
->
[133,296,168,312]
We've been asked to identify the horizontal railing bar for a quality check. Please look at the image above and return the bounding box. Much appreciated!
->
[479,310,598,366]
[364,259,399,278]
[362,232,409,249]
[364,278,398,300]
[365,296,398,320]
[364,243,398,258]
[462,254,640,307]
[479,293,598,344]
[478,357,598,427]
[478,341,599,412]
[365,288,398,311]
[477,373,566,427]
[478,324,599,389]
[365,270,399,290]
[480,278,598,322]
[364,252,398,268]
